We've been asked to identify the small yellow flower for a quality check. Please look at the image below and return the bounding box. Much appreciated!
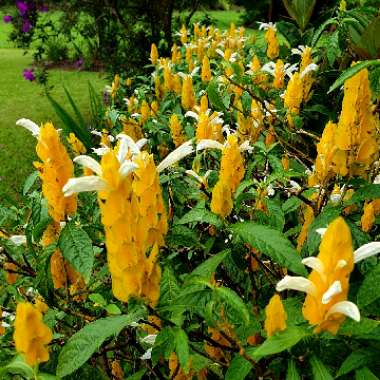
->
[150,43,159,65]
[14,302,52,366]
[264,294,287,336]
[169,115,186,147]
[265,26,279,60]
[181,75,195,111]
[201,56,212,82]
[67,132,86,156]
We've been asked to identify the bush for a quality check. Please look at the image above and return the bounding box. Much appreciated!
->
[1,1,380,379]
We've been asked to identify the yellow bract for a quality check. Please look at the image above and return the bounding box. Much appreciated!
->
[169,114,186,147]
[14,302,52,366]
[67,132,86,156]
[264,294,287,336]
[265,27,279,60]
[284,73,303,127]
[35,122,77,223]
[181,75,195,110]
[201,56,212,82]
[150,43,159,65]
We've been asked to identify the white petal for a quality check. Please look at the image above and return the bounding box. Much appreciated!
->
[185,170,203,184]
[326,301,360,322]
[300,63,318,78]
[141,334,157,345]
[116,133,140,159]
[196,139,224,152]
[316,228,327,237]
[92,146,110,156]
[276,275,316,295]
[261,62,276,75]
[16,118,40,137]
[301,257,325,276]
[119,161,138,178]
[140,348,152,360]
[322,281,342,304]
[239,140,252,152]
[185,111,199,120]
[90,130,102,137]
[354,242,380,263]
[157,141,194,173]
[74,155,102,176]
[63,176,108,196]
[9,235,27,246]
[136,138,148,150]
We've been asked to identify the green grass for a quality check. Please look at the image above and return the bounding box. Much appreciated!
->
[185,9,244,29]
[0,8,107,202]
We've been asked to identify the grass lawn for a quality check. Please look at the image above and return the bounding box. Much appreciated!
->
[0,8,107,203]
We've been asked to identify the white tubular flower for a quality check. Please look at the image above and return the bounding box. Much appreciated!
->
[74,155,103,176]
[185,170,203,184]
[141,334,157,345]
[276,275,317,295]
[119,161,139,179]
[140,348,152,360]
[284,63,299,77]
[16,118,40,137]
[258,22,276,31]
[354,242,380,263]
[325,301,360,322]
[302,257,325,277]
[300,63,318,78]
[316,228,327,237]
[261,61,276,75]
[185,111,200,120]
[9,235,27,246]
[196,139,224,152]
[157,141,194,173]
[92,146,110,156]
[291,45,306,55]
[322,280,342,304]
[63,176,108,197]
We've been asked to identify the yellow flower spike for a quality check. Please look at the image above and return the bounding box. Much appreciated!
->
[171,43,180,64]
[34,297,49,314]
[201,55,212,82]
[273,59,285,89]
[111,74,120,99]
[67,133,86,156]
[150,43,159,65]
[169,115,186,148]
[180,24,187,45]
[284,72,303,127]
[122,117,143,142]
[35,122,77,223]
[265,26,279,60]
[219,135,245,194]
[181,75,195,111]
[297,205,314,252]
[185,46,192,66]
[4,262,18,284]
[163,61,174,93]
[264,294,287,337]
[210,180,233,218]
[154,76,163,99]
[140,100,150,124]
[281,154,289,170]
[14,302,52,366]
[361,202,375,232]
[277,217,360,335]
[151,100,159,115]
[333,68,379,177]
[200,95,209,113]
[173,74,182,95]
[299,47,314,101]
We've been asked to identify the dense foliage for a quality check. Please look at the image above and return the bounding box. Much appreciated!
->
[1,1,380,379]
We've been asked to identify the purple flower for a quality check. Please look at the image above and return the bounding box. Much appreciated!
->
[23,68,35,81]
[3,15,13,23]
[38,4,49,13]
[74,58,84,68]
[16,1,28,16]
[22,19,32,33]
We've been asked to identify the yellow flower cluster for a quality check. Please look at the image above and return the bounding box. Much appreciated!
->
[67,132,86,156]
[14,302,52,366]
[265,26,279,60]
[211,135,245,218]
[181,75,195,110]
[169,114,186,147]
[34,122,77,223]
[98,148,167,305]
[284,72,303,127]
[264,294,287,336]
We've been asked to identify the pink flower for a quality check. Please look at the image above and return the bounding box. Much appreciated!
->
[23,68,35,81]
[3,15,13,23]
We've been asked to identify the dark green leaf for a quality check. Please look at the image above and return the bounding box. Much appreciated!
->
[357,264,380,307]
[23,171,39,196]
[207,78,226,111]
[337,349,377,377]
[176,206,222,228]
[190,249,229,278]
[225,355,252,380]
[56,310,144,377]
[355,367,379,380]
[328,60,380,94]
[286,359,301,380]
[58,222,94,283]
[309,355,333,380]
[231,222,306,275]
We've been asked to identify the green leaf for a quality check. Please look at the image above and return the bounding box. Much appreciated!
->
[309,355,333,380]
[0,356,34,379]
[105,304,122,315]
[357,263,380,307]
[174,328,190,372]
[23,171,39,196]
[151,328,176,365]
[327,60,380,94]
[282,197,302,215]
[64,85,87,132]
[126,369,147,380]
[37,374,59,380]
[311,18,338,47]
[89,293,107,307]
[231,222,306,275]
[159,266,180,308]
[58,222,94,283]
[214,286,250,325]
[190,249,229,278]
[355,367,379,380]
[286,359,301,380]
[207,78,226,111]
[176,206,222,228]
[249,327,309,361]
[225,355,252,380]
[337,349,377,377]
[339,317,380,339]
[56,310,144,377]
[283,0,316,31]
[347,184,380,205]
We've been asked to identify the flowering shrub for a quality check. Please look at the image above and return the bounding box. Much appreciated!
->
[1,4,380,379]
